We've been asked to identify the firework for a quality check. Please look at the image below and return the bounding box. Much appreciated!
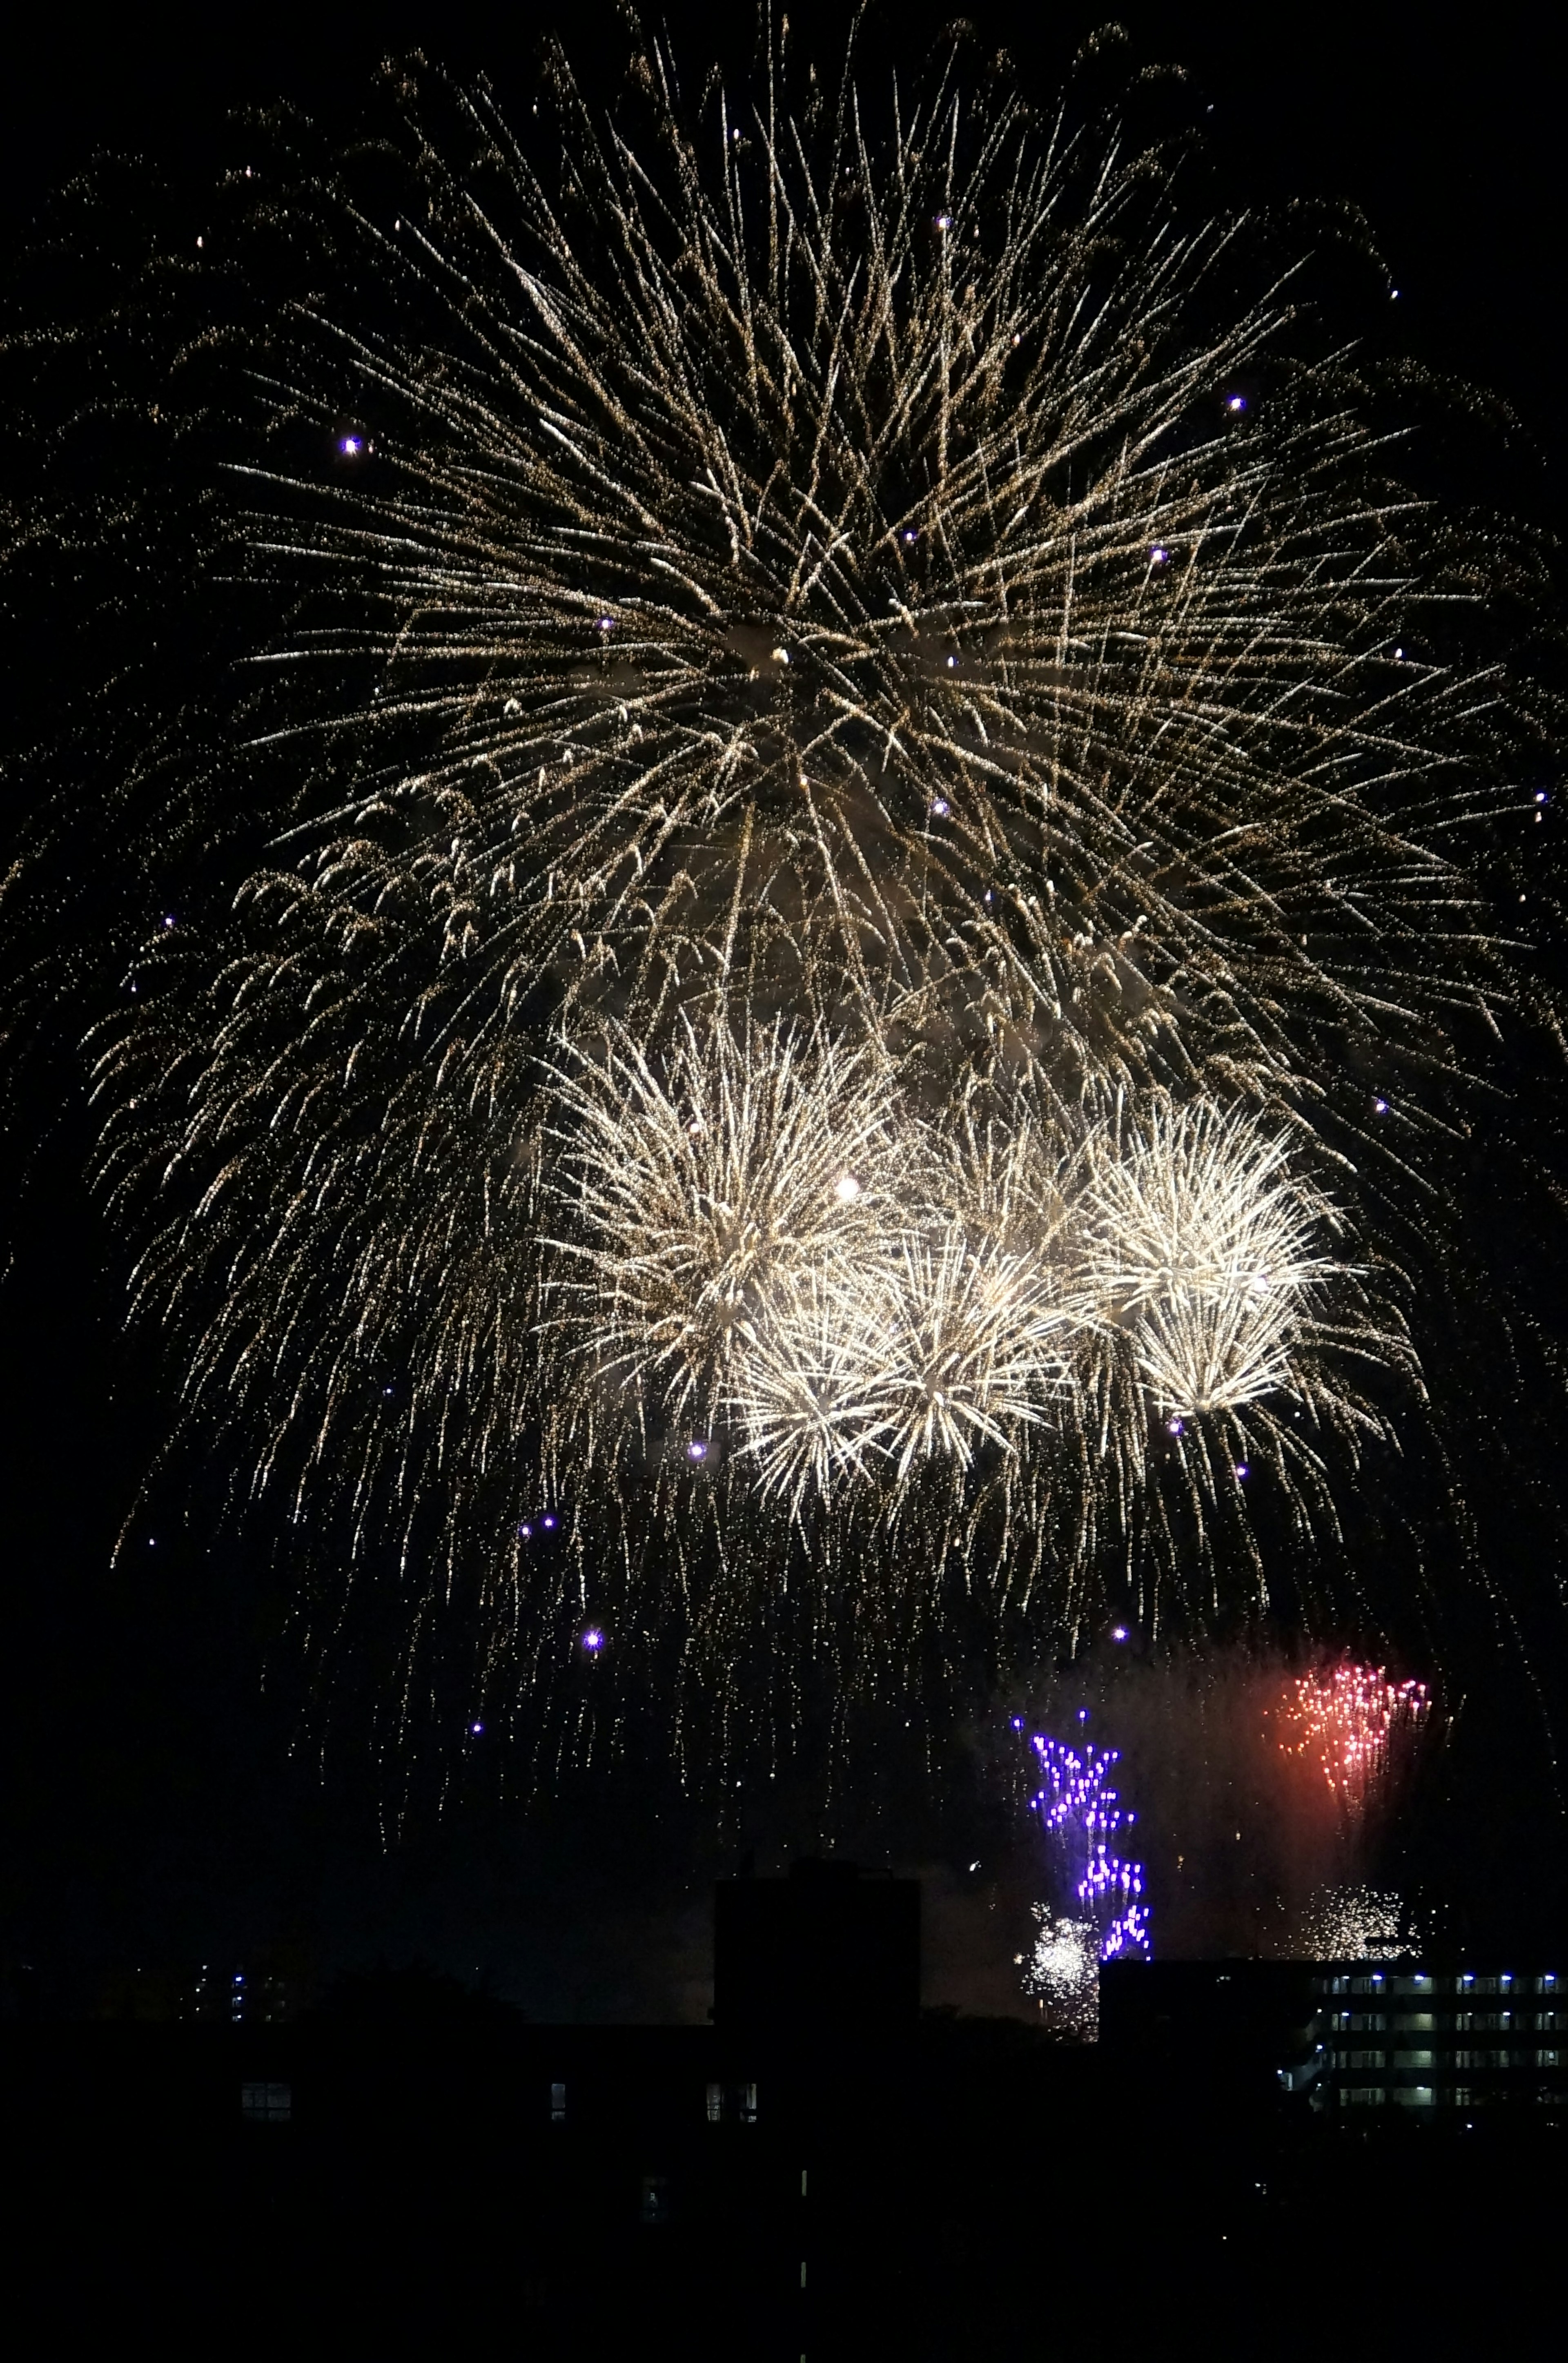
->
[1079,1098,1341,1416]
[1028,1731,1150,1962]
[538,1023,1359,1531]
[54,22,1549,1767]
[1298,1884,1414,1959]
[1022,1906,1100,2036]
[211,45,1523,1092]
[1279,1659,1431,1819]
[542,1011,906,1439]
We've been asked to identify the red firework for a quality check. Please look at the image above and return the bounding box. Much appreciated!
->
[1278,1660,1430,1817]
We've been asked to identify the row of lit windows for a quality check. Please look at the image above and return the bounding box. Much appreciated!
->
[1339,2085,1564,2109]
[240,2082,291,2122]
[245,2080,767,2129]
[1331,2010,1561,2034]
[1317,1973,1558,1999]
[1334,2048,1562,2071]
[546,2081,759,2126]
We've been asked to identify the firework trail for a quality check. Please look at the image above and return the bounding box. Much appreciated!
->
[9,18,1554,1773]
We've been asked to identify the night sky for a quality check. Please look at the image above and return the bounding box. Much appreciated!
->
[2,1,1564,2022]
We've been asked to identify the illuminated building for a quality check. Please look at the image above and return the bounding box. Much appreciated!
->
[1316,1965,1565,2115]
[1101,1956,1566,2120]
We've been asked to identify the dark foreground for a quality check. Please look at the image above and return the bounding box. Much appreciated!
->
[6,2012,1562,2357]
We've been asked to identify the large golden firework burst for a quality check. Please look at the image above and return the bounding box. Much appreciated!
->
[82,25,1551,1773]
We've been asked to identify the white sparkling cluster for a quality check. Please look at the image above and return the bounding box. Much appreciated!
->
[546,1017,1350,1518]
[1298,1884,1414,1959]
[1022,1906,1101,2035]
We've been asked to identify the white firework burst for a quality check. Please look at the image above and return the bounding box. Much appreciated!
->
[727,1219,1078,1506]
[1298,1884,1414,1960]
[1022,1905,1101,2036]
[871,1226,1077,1475]
[1080,1097,1340,1416]
[723,1266,900,1511]
[542,1011,903,1433]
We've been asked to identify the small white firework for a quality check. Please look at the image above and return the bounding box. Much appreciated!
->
[543,1012,902,1428]
[1022,1905,1101,2036]
[870,1227,1076,1475]
[723,1267,899,1511]
[1080,1097,1338,1415]
[728,1222,1076,1504]
[1298,1884,1414,1960]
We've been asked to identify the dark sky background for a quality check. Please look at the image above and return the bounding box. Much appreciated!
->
[2,0,1564,2019]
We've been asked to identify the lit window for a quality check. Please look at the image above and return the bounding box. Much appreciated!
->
[1539,2049,1561,2068]
[240,2081,291,2124]
[704,2081,758,2124]
[550,2081,566,2123]
[1393,2086,1435,2108]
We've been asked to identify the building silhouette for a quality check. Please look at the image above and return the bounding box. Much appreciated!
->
[713,1857,920,2028]
[7,1883,1564,2354]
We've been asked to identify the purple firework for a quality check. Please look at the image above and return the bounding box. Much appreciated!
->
[1029,1732,1151,1960]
